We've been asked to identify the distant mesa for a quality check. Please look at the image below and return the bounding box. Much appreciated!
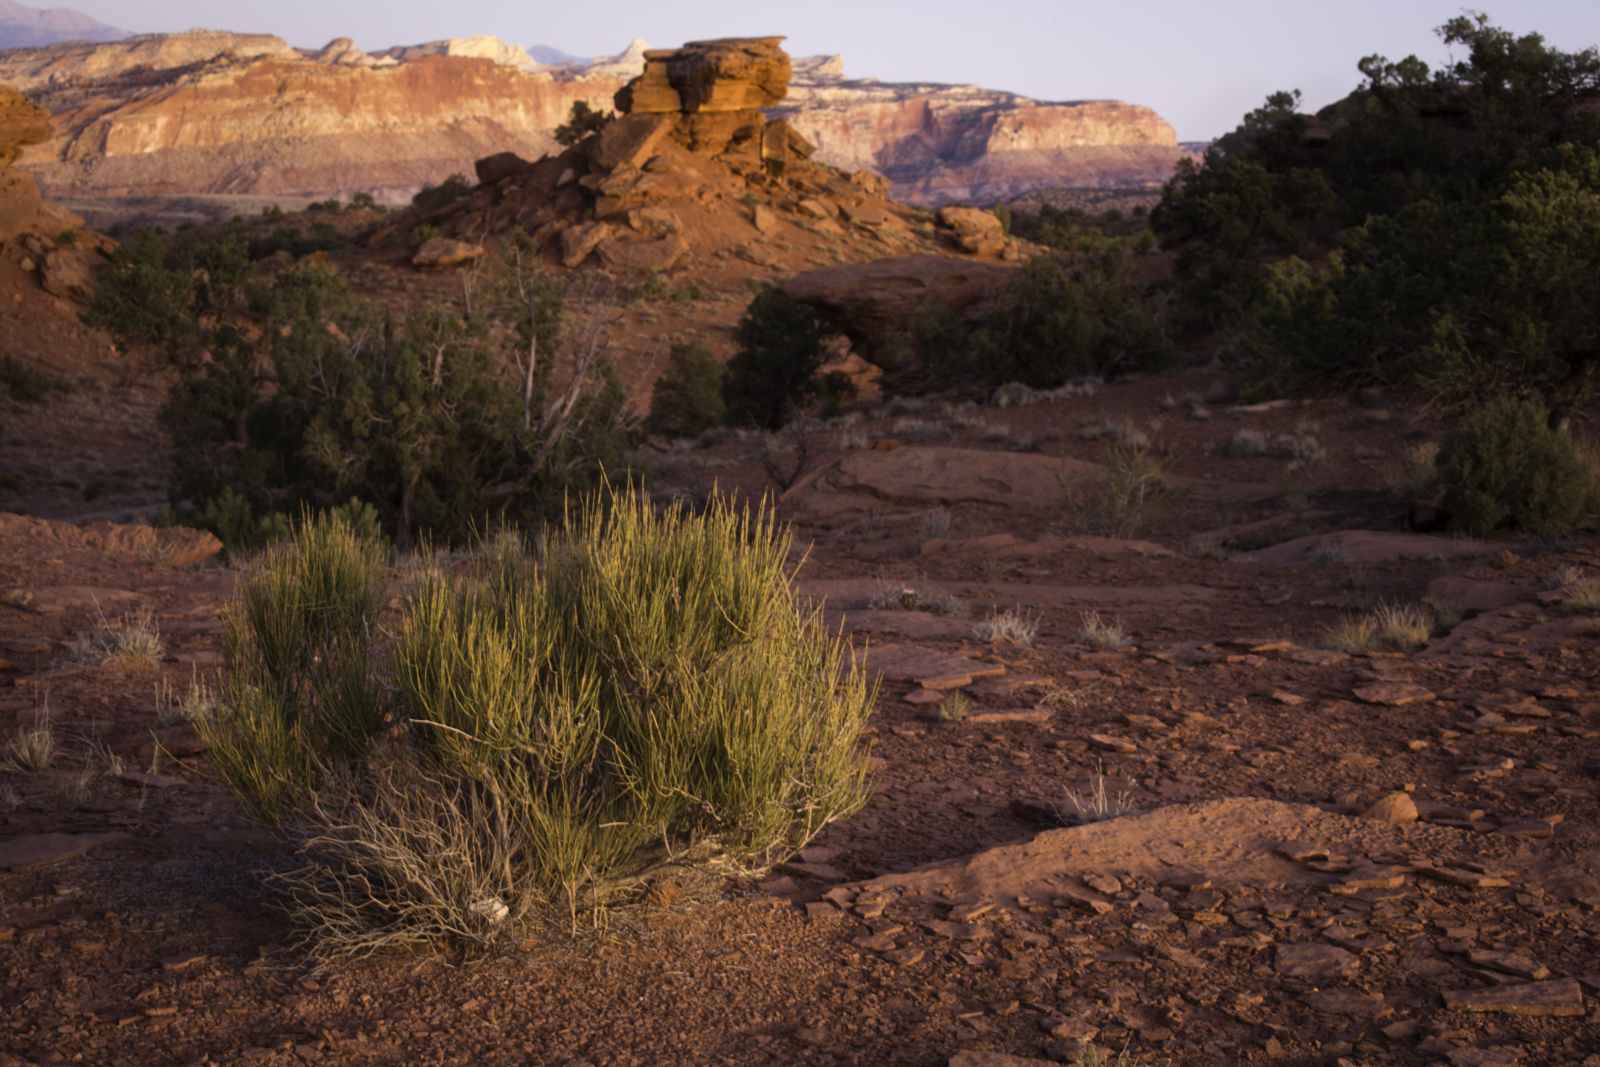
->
[0,0,130,48]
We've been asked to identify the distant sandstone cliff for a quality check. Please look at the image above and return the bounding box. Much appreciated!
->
[5,30,1184,206]
[777,56,1184,205]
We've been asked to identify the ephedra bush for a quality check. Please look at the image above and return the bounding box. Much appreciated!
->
[198,489,874,957]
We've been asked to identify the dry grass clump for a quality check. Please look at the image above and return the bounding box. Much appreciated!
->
[1186,537,1231,561]
[69,607,164,669]
[992,378,1099,407]
[1322,600,1445,651]
[857,586,965,616]
[157,666,218,726]
[1076,610,1131,649]
[1228,429,1268,457]
[836,429,871,451]
[1559,580,1600,616]
[1055,428,1168,538]
[201,492,873,957]
[972,609,1038,645]
[1544,564,1587,591]
[935,691,971,722]
[4,718,55,771]
[1382,441,1441,500]
[1063,765,1138,824]
[920,507,953,540]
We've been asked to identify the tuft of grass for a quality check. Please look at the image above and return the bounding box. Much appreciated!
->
[1228,429,1268,457]
[1063,764,1137,824]
[1038,682,1098,709]
[1559,581,1600,616]
[1545,564,1587,591]
[920,507,953,540]
[1425,598,1465,636]
[1311,542,1351,565]
[981,423,1011,442]
[973,609,1038,645]
[935,691,971,722]
[4,718,56,771]
[69,607,165,669]
[1321,613,1377,652]
[0,781,17,811]
[1371,601,1432,648]
[1323,600,1444,651]
[980,557,1007,579]
[87,738,125,777]
[1076,610,1130,649]
[1381,441,1440,501]
[1055,428,1167,539]
[857,586,966,616]
[1185,537,1230,561]
[157,666,219,726]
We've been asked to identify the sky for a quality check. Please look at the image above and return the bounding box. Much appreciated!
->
[64,0,1599,141]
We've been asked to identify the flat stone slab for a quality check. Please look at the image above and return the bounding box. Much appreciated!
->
[1087,733,1138,754]
[1,586,145,614]
[1353,682,1436,706]
[1276,942,1359,979]
[857,643,1005,690]
[1468,950,1549,980]
[965,708,1053,725]
[1423,866,1511,888]
[0,832,135,869]
[1304,989,1387,1016]
[1442,978,1585,1016]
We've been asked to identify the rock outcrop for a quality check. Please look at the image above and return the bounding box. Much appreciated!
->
[774,57,1184,205]
[371,36,968,279]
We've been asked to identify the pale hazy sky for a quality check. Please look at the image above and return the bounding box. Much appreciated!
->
[64,1,1597,140]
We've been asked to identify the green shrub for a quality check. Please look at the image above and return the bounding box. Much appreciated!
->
[56,229,79,248]
[412,174,472,213]
[722,288,847,429]
[648,340,725,437]
[1436,396,1600,535]
[307,199,341,213]
[410,224,439,244]
[0,355,73,403]
[553,101,614,147]
[973,237,1177,388]
[195,487,292,558]
[202,488,873,955]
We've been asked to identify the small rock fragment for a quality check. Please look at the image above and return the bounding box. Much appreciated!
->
[1361,792,1419,823]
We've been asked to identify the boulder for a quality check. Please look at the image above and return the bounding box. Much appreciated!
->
[39,246,103,302]
[938,205,1007,255]
[473,151,535,185]
[672,111,766,156]
[616,37,791,115]
[780,255,1018,366]
[412,237,485,270]
[594,233,689,273]
[559,220,612,268]
[589,113,675,171]
[627,205,682,235]
[751,204,778,235]
[1361,792,1419,823]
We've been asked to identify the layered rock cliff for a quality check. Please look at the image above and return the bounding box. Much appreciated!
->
[5,30,1184,207]
[5,31,627,203]
[776,57,1184,205]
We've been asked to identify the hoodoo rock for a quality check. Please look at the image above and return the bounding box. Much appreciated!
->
[616,37,791,114]
[0,83,105,252]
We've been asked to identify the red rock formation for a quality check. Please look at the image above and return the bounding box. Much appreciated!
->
[7,32,627,203]
[774,61,1185,205]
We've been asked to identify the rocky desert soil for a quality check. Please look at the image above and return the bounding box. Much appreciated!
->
[3,360,1599,1067]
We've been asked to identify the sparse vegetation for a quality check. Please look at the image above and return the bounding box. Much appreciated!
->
[68,608,164,669]
[0,354,75,403]
[857,587,965,616]
[1062,765,1138,823]
[157,666,218,726]
[554,101,615,146]
[1323,599,1446,650]
[935,691,971,722]
[1076,610,1131,649]
[1055,427,1168,538]
[920,507,953,540]
[1382,441,1441,501]
[199,490,873,955]
[4,717,55,772]
[1228,429,1267,457]
[972,609,1038,645]
[1559,581,1600,616]
[411,173,473,213]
